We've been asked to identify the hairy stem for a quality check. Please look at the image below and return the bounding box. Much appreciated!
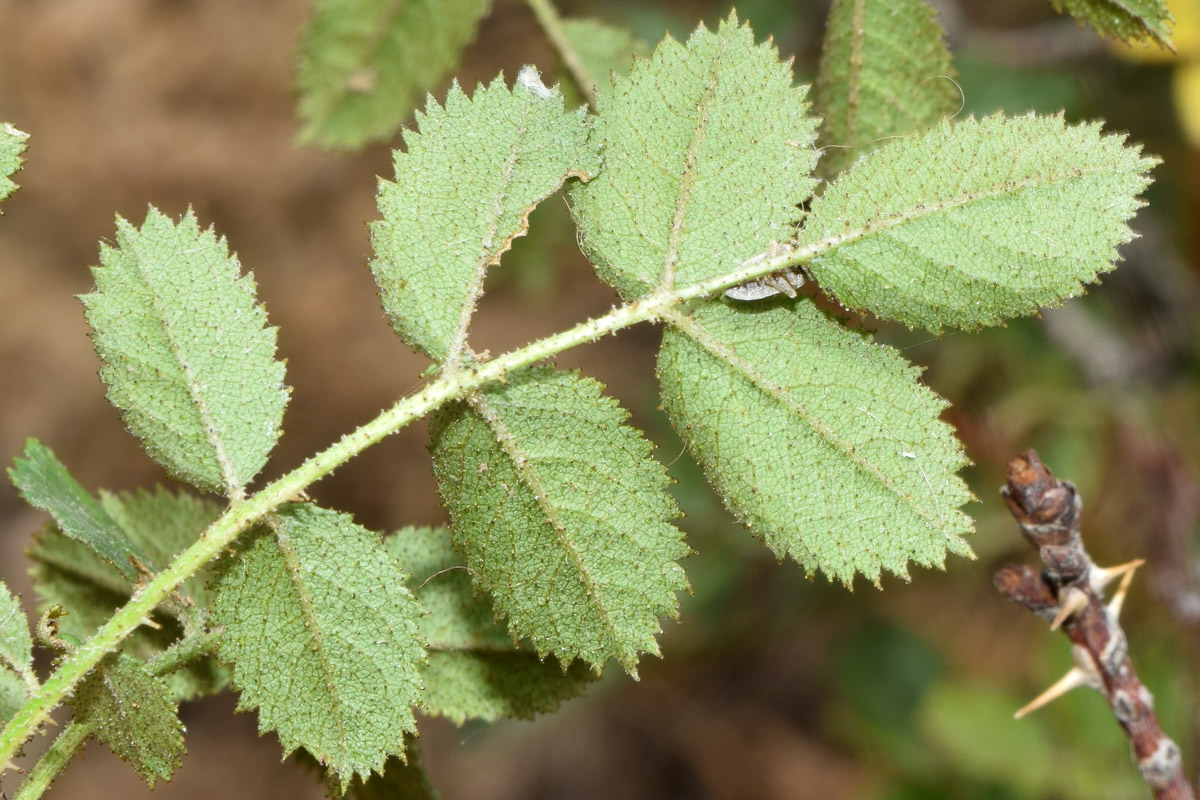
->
[10,721,89,800]
[0,232,837,770]
[8,630,218,800]
[525,0,598,107]
[144,630,218,677]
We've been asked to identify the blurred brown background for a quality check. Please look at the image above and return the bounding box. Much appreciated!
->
[2,0,1198,798]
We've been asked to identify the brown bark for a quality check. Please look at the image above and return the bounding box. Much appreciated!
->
[995,450,1194,800]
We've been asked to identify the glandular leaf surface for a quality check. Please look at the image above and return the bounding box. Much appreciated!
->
[571,13,819,298]
[80,209,288,495]
[813,0,958,180]
[386,526,594,723]
[73,654,184,788]
[213,504,425,790]
[430,367,688,673]
[803,114,1157,332]
[658,300,973,586]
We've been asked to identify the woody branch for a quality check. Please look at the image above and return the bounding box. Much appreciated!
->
[994,450,1194,800]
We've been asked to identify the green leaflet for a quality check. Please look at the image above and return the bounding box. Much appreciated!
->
[385,526,594,724]
[1048,0,1172,48]
[559,18,647,105]
[657,300,973,586]
[81,209,289,495]
[813,0,957,181]
[10,440,147,580]
[429,367,689,673]
[0,123,28,205]
[297,0,492,149]
[0,581,32,682]
[72,654,184,788]
[371,69,598,362]
[349,740,441,800]
[0,582,32,681]
[0,580,35,724]
[802,114,1158,332]
[0,670,26,726]
[571,13,819,299]
[212,504,426,790]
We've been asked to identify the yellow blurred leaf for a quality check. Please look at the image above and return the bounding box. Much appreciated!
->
[1173,60,1200,144]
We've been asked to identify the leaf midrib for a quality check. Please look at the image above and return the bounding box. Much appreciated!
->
[270,521,352,763]
[466,392,623,654]
[805,158,1121,266]
[659,36,725,289]
[130,235,241,493]
[663,308,953,536]
[445,103,530,366]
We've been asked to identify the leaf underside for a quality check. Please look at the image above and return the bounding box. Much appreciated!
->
[213,504,425,790]
[297,0,492,149]
[386,526,594,724]
[371,70,598,362]
[0,123,28,205]
[0,580,33,725]
[658,300,973,586]
[80,208,288,495]
[73,654,185,788]
[429,367,689,673]
[803,114,1158,332]
[0,581,31,681]
[9,440,146,580]
[571,13,820,299]
[814,0,958,180]
[1049,0,1173,48]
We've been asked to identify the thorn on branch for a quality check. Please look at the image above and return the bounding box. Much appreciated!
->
[995,450,1196,800]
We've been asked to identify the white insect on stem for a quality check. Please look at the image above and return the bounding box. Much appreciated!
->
[724,241,807,300]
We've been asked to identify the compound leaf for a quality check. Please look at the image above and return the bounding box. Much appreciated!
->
[802,114,1157,332]
[386,527,594,723]
[81,208,288,495]
[571,13,819,299]
[73,653,184,788]
[371,69,597,362]
[10,440,146,580]
[297,0,492,149]
[1049,0,1173,48]
[814,0,957,180]
[0,669,26,726]
[658,300,972,586]
[429,367,689,673]
[212,504,425,790]
[0,123,28,205]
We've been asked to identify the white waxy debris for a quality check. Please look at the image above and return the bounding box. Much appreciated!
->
[517,65,553,99]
